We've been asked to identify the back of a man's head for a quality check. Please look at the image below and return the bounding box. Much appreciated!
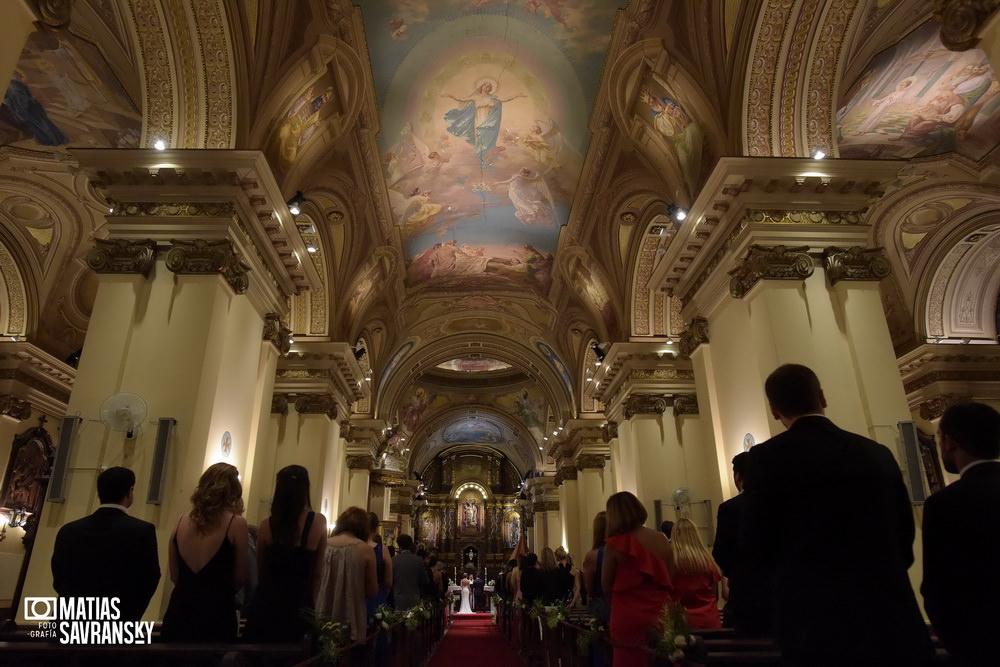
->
[732,451,750,488]
[97,466,135,505]
[397,533,415,552]
[765,364,824,418]
[940,402,1000,460]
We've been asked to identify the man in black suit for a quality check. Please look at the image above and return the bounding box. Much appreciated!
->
[51,467,160,621]
[712,452,760,632]
[922,402,1000,665]
[741,364,930,666]
[472,569,486,611]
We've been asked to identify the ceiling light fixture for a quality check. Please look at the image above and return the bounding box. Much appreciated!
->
[591,342,607,363]
[812,148,827,160]
[306,245,317,253]
[153,139,166,151]
[668,204,688,222]
[287,191,306,216]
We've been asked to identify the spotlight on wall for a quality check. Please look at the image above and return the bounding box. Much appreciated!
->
[812,148,827,160]
[153,139,166,151]
[668,204,688,222]
[591,342,607,363]
[287,191,306,216]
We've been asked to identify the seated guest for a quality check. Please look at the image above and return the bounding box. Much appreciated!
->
[51,466,160,622]
[315,507,377,642]
[162,462,249,642]
[366,513,393,620]
[582,511,608,622]
[393,534,429,610]
[602,492,673,667]
[923,402,1000,666]
[246,465,327,643]
[519,552,543,604]
[669,518,721,629]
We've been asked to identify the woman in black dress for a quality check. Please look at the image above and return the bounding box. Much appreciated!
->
[162,462,249,642]
[246,465,327,642]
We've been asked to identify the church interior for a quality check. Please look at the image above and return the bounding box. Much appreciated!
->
[1,0,999,633]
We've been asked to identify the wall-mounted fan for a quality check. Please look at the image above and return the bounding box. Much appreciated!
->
[100,392,148,440]
[672,487,692,513]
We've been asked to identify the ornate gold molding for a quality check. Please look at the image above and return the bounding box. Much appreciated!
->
[729,245,814,299]
[371,469,407,487]
[346,455,374,471]
[919,393,970,420]
[823,246,891,284]
[554,465,578,487]
[0,394,31,421]
[934,0,1000,51]
[165,239,250,294]
[263,314,292,355]
[624,394,669,419]
[111,202,236,217]
[745,209,866,225]
[576,454,607,470]
[85,239,156,276]
[271,394,289,415]
[294,393,337,419]
[672,393,699,415]
[532,500,560,513]
[679,317,709,358]
[601,421,618,443]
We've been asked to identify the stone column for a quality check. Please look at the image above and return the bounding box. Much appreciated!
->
[575,451,611,553]
[618,394,671,517]
[341,453,374,512]
[555,462,579,555]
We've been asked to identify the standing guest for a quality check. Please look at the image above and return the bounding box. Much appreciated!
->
[366,513,393,619]
[552,546,577,606]
[315,506,377,642]
[582,511,608,622]
[162,462,249,642]
[602,492,672,667]
[392,534,430,610]
[499,559,517,601]
[425,555,443,600]
[245,465,327,643]
[712,452,758,631]
[472,568,486,611]
[669,518,721,629]
[922,402,1000,666]
[539,547,567,604]
[742,364,930,666]
[51,467,160,621]
[659,521,674,540]
[519,552,543,604]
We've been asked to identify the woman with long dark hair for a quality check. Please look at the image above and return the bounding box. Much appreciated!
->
[245,465,327,642]
[162,462,249,642]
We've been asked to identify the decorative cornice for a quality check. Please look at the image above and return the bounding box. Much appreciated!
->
[822,246,891,285]
[601,421,618,443]
[346,455,375,471]
[263,314,292,355]
[933,0,1000,51]
[576,454,607,470]
[0,394,31,421]
[294,393,338,419]
[85,239,156,276]
[629,369,696,381]
[111,202,236,217]
[919,393,970,420]
[672,393,699,415]
[729,245,814,299]
[623,393,670,419]
[271,394,289,415]
[166,239,250,294]
[532,500,560,513]
[371,469,407,487]
[679,318,709,358]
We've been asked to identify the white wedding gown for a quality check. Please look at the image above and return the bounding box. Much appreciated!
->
[457,583,474,614]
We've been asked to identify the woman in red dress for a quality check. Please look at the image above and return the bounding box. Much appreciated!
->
[601,492,673,666]
[670,517,722,629]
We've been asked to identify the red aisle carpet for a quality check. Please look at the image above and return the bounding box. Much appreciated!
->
[428,613,526,667]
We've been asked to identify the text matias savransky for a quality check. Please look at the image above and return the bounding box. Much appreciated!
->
[26,597,154,645]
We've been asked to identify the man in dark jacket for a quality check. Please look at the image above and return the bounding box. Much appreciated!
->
[922,401,1000,665]
[51,467,160,621]
[741,364,930,666]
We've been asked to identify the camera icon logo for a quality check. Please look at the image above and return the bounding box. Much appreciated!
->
[24,597,57,621]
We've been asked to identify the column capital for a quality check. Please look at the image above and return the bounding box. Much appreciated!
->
[575,453,608,470]
[346,454,375,470]
[679,317,709,358]
[729,244,814,299]
[672,393,699,415]
[553,464,578,487]
[263,314,292,355]
[271,394,289,415]
[0,393,31,421]
[294,393,338,419]
[918,393,970,420]
[166,239,250,295]
[371,469,407,487]
[601,420,618,443]
[85,239,156,276]
[822,246,891,285]
[624,393,670,418]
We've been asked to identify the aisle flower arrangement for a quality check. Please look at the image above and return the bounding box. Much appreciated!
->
[651,603,706,666]
[304,610,352,665]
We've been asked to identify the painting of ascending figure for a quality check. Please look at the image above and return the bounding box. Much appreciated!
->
[443,78,526,165]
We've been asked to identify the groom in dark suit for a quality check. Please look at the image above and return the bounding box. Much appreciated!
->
[51,467,160,621]
[922,401,1000,665]
[741,364,930,666]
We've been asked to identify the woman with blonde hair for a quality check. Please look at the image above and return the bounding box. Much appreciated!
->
[602,492,673,667]
[163,462,249,641]
[670,517,722,629]
[315,506,377,641]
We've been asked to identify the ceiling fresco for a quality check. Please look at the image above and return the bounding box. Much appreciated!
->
[837,20,1000,160]
[360,1,623,295]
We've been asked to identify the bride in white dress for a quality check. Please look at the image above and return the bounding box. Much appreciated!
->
[457,577,474,614]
